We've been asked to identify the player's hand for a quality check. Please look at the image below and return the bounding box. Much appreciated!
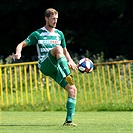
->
[68,61,78,71]
[13,53,21,60]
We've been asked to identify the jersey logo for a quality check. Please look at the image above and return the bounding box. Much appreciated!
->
[56,36,60,41]
[38,40,61,45]
[40,32,48,36]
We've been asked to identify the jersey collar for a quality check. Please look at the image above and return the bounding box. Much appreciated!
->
[41,27,56,33]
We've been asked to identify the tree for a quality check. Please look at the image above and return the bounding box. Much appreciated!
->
[0,0,133,60]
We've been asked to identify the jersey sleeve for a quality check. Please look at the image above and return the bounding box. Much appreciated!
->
[24,31,38,46]
[60,31,66,48]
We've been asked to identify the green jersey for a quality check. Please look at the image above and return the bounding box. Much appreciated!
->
[24,27,66,60]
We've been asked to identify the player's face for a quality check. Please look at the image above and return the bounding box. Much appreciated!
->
[47,14,58,28]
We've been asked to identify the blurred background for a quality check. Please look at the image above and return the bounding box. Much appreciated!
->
[0,0,133,62]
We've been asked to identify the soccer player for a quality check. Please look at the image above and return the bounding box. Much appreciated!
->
[14,8,77,126]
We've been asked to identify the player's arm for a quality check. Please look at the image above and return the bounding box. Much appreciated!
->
[14,41,28,60]
[63,47,77,70]
[60,31,77,70]
[14,31,37,60]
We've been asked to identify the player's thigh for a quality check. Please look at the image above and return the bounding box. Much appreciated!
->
[39,51,68,88]
[39,52,57,75]
[50,66,68,88]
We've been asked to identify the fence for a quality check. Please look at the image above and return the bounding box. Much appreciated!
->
[0,60,133,110]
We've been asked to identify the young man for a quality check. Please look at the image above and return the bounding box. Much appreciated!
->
[14,8,77,126]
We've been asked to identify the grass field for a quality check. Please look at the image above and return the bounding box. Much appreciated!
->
[0,111,133,133]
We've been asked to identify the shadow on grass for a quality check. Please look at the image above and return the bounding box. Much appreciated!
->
[0,124,56,126]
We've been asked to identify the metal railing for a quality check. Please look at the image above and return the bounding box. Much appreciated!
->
[0,60,133,108]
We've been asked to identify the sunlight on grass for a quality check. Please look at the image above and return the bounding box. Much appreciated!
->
[0,111,132,133]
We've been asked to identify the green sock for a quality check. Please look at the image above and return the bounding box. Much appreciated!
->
[58,56,70,76]
[66,97,76,122]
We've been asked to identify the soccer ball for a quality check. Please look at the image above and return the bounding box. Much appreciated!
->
[78,58,93,73]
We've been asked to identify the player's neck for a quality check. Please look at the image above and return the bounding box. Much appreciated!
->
[45,25,54,33]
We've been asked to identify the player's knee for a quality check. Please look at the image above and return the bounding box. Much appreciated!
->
[55,45,63,53]
[51,45,63,58]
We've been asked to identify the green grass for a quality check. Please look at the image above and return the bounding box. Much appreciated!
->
[0,111,132,133]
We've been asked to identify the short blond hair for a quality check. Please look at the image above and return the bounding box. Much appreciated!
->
[45,8,58,17]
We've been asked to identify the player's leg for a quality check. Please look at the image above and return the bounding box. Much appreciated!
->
[39,50,77,126]
[49,65,77,126]
[38,51,59,76]
[50,46,77,126]
[63,84,77,126]
[50,46,74,85]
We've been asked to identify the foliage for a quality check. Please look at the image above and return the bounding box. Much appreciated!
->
[0,0,133,59]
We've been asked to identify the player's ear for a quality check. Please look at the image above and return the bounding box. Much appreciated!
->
[45,16,48,21]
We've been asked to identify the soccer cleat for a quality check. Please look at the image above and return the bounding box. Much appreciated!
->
[65,75,74,86]
[63,121,77,126]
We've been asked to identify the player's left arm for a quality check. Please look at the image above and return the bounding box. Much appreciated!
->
[60,30,77,70]
[63,47,77,71]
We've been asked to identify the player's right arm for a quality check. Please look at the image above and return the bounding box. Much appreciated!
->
[14,41,28,60]
[14,31,38,60]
